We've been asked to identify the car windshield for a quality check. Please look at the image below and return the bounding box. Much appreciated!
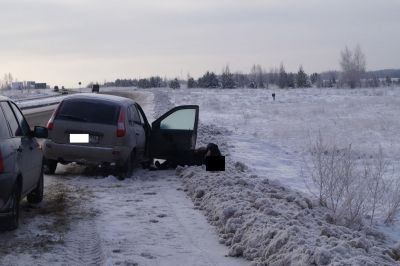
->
[56,99,119,125]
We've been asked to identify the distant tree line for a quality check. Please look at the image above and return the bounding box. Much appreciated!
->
[103,76,168,88]
[101,45,400,89]
[186,64,314,89]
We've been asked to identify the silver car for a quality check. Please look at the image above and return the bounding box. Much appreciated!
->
[43,93,199,178]
[0,96,48,230]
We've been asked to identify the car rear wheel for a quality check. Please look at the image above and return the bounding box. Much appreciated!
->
[44,158,57,175]
[118,150,136,180]
[0,184,20,231]
[27,167,44,204]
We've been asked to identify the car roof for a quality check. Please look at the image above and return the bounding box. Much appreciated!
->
[0,95,10,102]
[63,93,135,106]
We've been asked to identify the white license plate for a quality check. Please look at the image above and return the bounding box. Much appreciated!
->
[69,134,89,143]
[69,134,99,144]
[89,135,99,144]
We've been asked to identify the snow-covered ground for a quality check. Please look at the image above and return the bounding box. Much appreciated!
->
[165,87,400,264]
[0,88,65,109]
[167,87,400,193]
[2,87,400,265]
[0,88,59,101]
[0,88,249,266]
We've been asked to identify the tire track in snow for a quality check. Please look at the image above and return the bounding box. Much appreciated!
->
[157,183,218,266]
[63,219,105,265]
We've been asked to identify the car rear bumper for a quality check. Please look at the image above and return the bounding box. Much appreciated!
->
[42,140,130,166]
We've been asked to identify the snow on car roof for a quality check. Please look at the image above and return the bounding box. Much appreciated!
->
[63,93,135,105]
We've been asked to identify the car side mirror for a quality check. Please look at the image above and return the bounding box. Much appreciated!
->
[33,126,48,139]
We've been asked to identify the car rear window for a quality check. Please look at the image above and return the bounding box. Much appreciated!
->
[56,99,120,125]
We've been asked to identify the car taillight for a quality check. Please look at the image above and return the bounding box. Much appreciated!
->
[116,108,126,137]
[47,103,62,130]
[0,149,4,173]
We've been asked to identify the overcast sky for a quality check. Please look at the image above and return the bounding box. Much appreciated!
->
[0,0,399,87]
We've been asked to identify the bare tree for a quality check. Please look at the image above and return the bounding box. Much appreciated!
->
[340,45,366,88]
[221,65,235,88]
[1,73,13,90]
[365,147,388,225]
[249,64,265,88]
[305,134,400,227]
[383,176,400,224]
[278,63,288,88]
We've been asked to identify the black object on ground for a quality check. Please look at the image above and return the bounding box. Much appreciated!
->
[205,156,225,171]
[151,143,224,170]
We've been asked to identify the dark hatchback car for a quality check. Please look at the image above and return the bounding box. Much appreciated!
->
[0,96,48,230]
[43,93,199,177]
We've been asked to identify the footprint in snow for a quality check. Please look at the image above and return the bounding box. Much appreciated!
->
[140,252,156,259]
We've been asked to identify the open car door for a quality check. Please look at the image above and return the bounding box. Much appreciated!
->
[150,105,199,160]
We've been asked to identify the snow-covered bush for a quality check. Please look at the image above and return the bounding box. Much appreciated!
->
[383,176,400,224]
[306,133,400,227]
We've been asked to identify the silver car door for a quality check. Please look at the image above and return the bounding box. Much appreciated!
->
[0,102,33,194]
[130,105,146,158]
[10,102,42,185]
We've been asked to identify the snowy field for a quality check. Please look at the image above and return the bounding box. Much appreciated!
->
[165,87,400,264]
[0,88,59,101]
[2,87,400,265]
[168,87,400,193]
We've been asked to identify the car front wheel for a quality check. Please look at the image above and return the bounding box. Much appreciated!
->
[27,167,44,204]
[0,184,21,231]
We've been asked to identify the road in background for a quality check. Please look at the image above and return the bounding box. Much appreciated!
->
[24,106,55,127]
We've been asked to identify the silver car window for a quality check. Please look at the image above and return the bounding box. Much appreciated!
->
[160,109,196,130]
[10,102,31,136]
[137,109,144,124]
[0,102,24,137]
[130,105,141,124]
[0,103,11,139]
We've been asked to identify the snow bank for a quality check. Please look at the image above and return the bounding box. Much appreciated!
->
[1,88,59,101]
[177,161,399,265]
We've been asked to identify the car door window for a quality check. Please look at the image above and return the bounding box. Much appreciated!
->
[129,105,141,125]
[0,104,11,138]
[10,102,31,136]
[137,108,145,124]
[135,104,148,126]
[0,102,24,137]
[160,109,196,130]
[127,106,133,126]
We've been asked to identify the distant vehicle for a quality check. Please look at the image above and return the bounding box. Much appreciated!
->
[43,93,199,178]
[53,86,59,92]
[0,96,48,230]
[92,84,100,93]
[61,87,68,95]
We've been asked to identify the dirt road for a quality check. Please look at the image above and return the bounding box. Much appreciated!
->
[1,90,247,266]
